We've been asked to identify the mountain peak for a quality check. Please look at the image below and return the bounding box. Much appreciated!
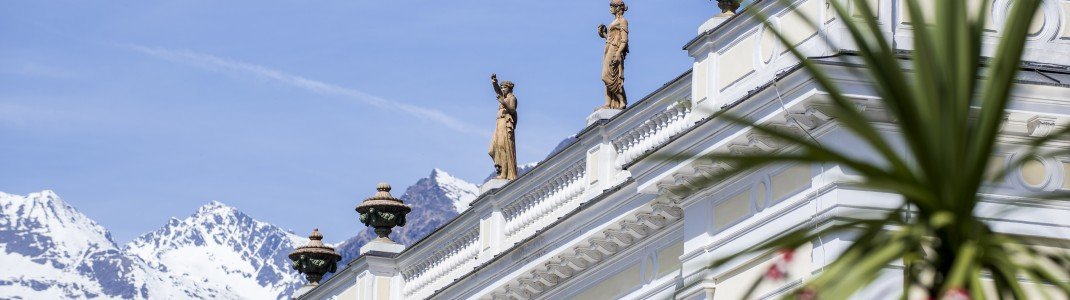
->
[0,191,113,247]
[1,170,482,298]
[0,190,121,297]
[194,200,235,215]
[429,168,459,183]
[125,200,304,299]
[427,168,478,212]
[430,167,447,176]
[333,168,477,267]
[7,189,64,207]
[29,189,60,198]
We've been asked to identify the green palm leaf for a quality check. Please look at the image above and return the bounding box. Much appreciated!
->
[675,0,1068,298]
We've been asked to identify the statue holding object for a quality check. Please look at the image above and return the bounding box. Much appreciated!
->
[489,73,519,180]
[598,0,630,110]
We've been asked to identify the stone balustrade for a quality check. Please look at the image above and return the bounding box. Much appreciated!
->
[502,160,587,246]
[612,99,693,168]
[400,228,479,299]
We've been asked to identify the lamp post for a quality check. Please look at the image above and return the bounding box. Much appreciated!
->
[355,183,411,249]
[289,229,342,296]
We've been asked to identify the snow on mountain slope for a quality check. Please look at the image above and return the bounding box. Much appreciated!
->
[0,168,478,299]
[0,190,112,270]
[433,168,479,212]
[0,191,221,299]
[0,190,132,298]
[124,201,306,300]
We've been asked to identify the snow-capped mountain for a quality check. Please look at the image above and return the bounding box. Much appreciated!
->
[335,168,478,265]
[0,168,480,299]
[125,201,307,299]
[433,169,479,212]
[0,191,220,299]
[0,190,122,298]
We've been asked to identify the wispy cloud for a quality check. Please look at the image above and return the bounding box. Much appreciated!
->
[120,44,489,137]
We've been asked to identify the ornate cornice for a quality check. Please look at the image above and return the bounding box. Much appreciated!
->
[489,196,685,300]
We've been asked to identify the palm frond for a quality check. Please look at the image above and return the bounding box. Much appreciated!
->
[681,0,1066,298]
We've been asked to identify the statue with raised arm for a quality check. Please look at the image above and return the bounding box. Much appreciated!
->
[598,0,630,109]
[489,73,518,180]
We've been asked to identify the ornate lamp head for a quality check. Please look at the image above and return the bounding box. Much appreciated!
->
[288,229,342,285]
[716,0,741,15]
[355,183,412,242]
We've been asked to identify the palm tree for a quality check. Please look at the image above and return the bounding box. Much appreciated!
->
[695,0,1070,298]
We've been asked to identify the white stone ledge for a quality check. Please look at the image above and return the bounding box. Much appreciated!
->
[681,183,1070,286]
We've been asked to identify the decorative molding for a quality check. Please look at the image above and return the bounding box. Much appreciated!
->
[1027,116,1058,137]
[487,197,684,300]
[784,104,833,129]
[757,278,805,300]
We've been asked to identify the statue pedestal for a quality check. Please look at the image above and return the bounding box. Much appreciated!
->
[344,239,404,300]
[698,13,734,34]
[480,178,510,194]
[587,108,623,126]
[359,238,405,255]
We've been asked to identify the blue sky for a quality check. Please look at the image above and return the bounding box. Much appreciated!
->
[1,1,713,243]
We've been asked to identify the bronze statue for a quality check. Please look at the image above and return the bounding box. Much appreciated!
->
[489,73,519,180]
[598,0,630,109]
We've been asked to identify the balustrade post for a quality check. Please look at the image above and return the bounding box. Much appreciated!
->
[586,128,620,193]
[479,200,506,263]
[350,252,403,300]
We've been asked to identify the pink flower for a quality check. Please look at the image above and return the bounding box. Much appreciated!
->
[779,249,795,262]
[765,264,786,280]
[941,288,970,300]
[765,249,795,281]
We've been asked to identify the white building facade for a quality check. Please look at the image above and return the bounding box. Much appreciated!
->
[301,0,1070,299]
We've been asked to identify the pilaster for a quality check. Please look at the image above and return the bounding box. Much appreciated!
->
[479,200,507,262]
[584,124,622,195]
[351,251,404,300]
